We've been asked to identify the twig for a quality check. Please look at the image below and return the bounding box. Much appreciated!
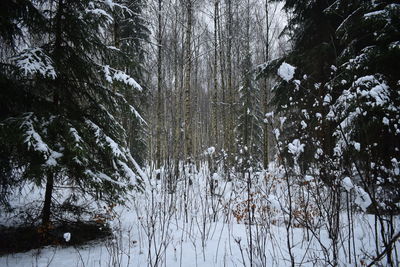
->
[367,231,400,267]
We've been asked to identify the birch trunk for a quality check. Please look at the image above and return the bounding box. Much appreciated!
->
[184,0,193,160]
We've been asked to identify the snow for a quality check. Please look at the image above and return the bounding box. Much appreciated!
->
[267,194,281,210]
[85,169,126,187]
[45,150,63,167]
[354,75,375,86]
[265,111,274,119]
[69,127,82,144]
[107,45,120,51]
[383,117,390,125]
[369,83,390,106]
[277,62,296,82]
[21,113,63,166]
[314,148,323,159]
[354,186,372,212]
[323,94,332,105]
[334,146,342,156]
[129,105,146,124]
[117,160,139,183]
[341,177,354,192]
[25,127,48,153]
[273,128,280,139]
[63,233,71,242]
[288,139,305,156]
[279,116,287,127]
[212,172,221,181]
[353,75,390,106]
[103,65,143,91]
[113,71,143,91]
[85,119,128,161]
[353,142,361,151]
[389,41,400,50]
[304,175,313,182]
[205,146,216,155]
[104,0,116,9]
[127,154,148,180]
[105,136,127,160]
[13,48,56,79]
[103,65,113,83]
[85,8,113,24]
[0,165,397,267]
[326,110,335,120]
[364,10,386,18]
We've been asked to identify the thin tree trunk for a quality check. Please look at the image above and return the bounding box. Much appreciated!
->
[217,3,226,152]
[42,172,54,226]
[172,7,180,181]
[184,0,193,160]
[263,0,270,169]
[212,0,219,147]
[42,0,63,227]
[226,0,234,169]
[156,0,163,171]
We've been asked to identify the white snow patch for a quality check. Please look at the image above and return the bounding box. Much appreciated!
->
[288,139,305,157]
[63,232,71,242]
[353,142,361,151]
[273,128,280,139]
[323,94,332,105]
[342,177,354,192]
[277,62,296,82]
[354,186,372,212]
[13,48,56,79]
[267,195,281,210]
[304,175,314,182]
[205,146,216,155]
[45,150,63,167]
[382,117,390,125]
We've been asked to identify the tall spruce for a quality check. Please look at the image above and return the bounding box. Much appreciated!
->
[326,0,400,213]
[0,0,145,226]
[264,0,400,213]
[236,0,263,172]
[112,0,149,166]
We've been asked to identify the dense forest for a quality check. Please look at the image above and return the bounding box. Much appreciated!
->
[0,0,399,266]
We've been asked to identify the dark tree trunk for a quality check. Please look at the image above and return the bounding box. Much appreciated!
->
[42,172,54,226]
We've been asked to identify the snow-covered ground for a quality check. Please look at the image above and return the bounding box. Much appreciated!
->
[1,163,399,266]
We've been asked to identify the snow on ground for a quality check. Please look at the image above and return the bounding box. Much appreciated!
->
[1,163,399,266]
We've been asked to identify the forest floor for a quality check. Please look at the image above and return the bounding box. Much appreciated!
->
[0,164,398,266]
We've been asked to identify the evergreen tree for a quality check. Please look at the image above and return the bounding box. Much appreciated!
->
[264,0,341,179]
[236,2,263,172]
[112,0,150,165]
[326,0,400,213]
[263,0,400,213]
[0,0,145,226]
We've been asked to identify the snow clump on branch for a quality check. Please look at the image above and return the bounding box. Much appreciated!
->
[277,62,296,82]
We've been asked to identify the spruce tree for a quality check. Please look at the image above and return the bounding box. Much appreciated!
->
[263,0,400,213]
[236,2,263,172]
[326,0,400,213]
[263,0,341,180]
[0,0,145,226]
[236,57,263,172]
[112,0,149,165]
